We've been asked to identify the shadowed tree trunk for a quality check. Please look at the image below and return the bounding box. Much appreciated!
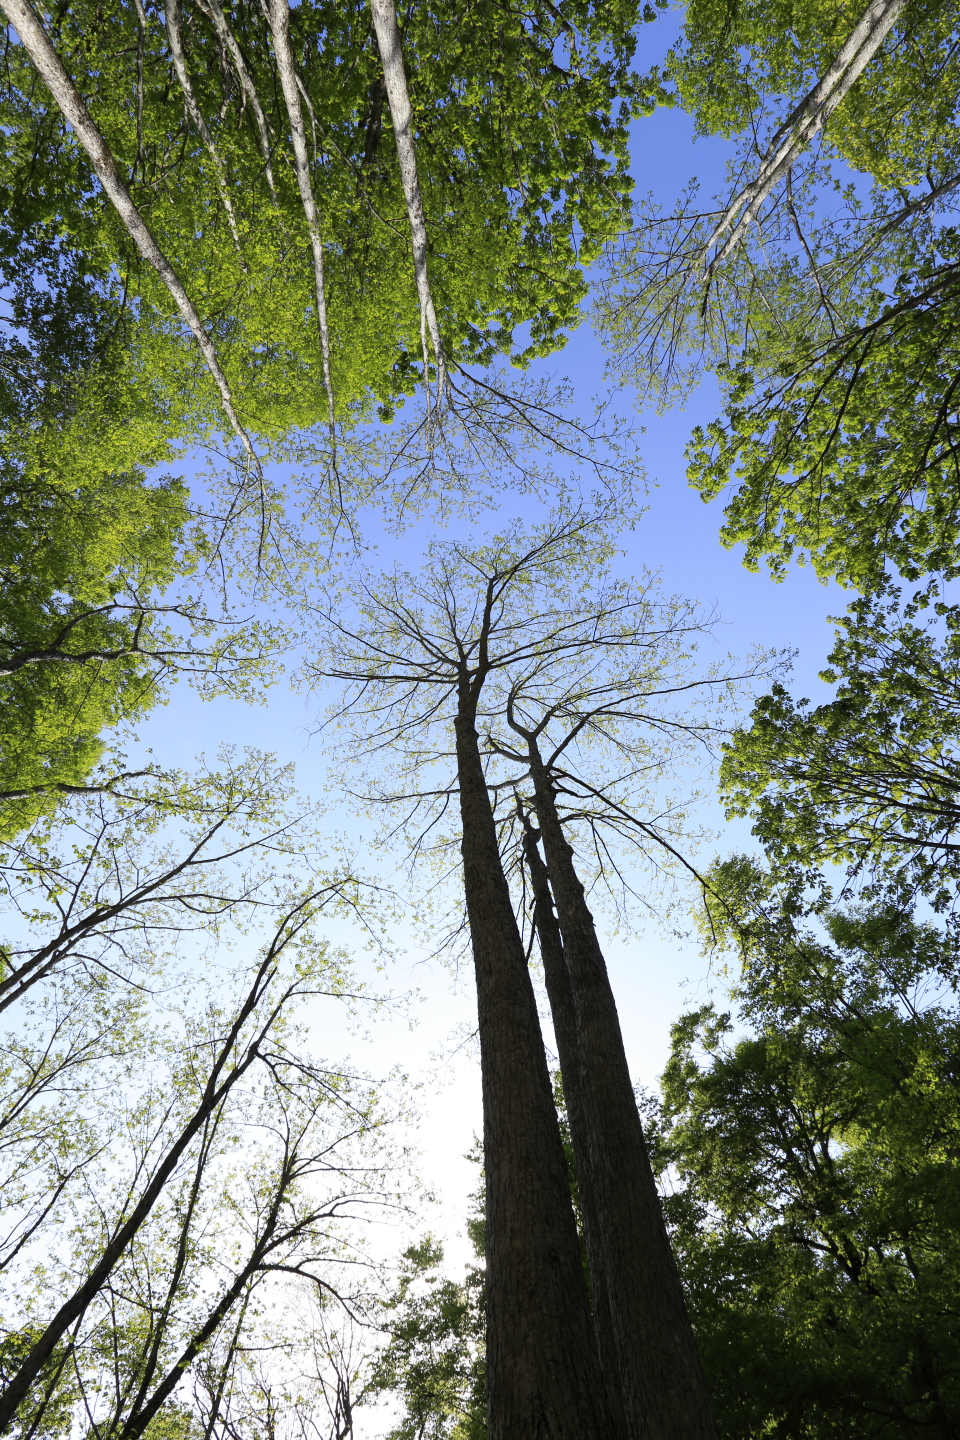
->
[526,745,718,1440]
[455,694,612,1440]
[318,518,737,1437]
[520,808,628,1440]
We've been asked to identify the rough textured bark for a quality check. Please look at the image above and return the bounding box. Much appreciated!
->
[0,0,257,468]
[520,812,628,1440]
[454,706,611,1440]
[527,750,718,1440]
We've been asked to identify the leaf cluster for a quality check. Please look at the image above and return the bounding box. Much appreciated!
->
[719,584,960,911]
[654,873,960,1437]
[596,0,960,588]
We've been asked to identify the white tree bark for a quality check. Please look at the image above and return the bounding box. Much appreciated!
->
[164,0,247,266]
[0,0,259,471]
[704,0,906,279]
[194,0,280,203]
[369,0,445,397]
[265,0,336,437]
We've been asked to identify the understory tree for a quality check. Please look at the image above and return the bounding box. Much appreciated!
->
[366,1227,486,1440]
[651,858,960,1437]
[0,748,405,1438]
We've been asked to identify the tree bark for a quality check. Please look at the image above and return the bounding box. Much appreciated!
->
[704,0,905,278]
[520,813,628,1440]
[454,707,611,1440]
[266,0,336,436]
[0,0,257,468]
[528,751,718,1440]
[368,0,445,393]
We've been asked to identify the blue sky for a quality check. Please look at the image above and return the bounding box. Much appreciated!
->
[132,16,854,1286]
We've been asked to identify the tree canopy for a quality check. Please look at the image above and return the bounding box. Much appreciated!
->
[597,0,960,589]
[654,868,960,1437]
[2,0,658,462]
[6,2,960,1437]
[0,0,661,833]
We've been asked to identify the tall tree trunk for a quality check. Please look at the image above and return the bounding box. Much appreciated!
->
[369,0,445,395]
[528,751,718,1440]
[266,0,337,437]
[454,707,611,1440]
[520,813,628,1440]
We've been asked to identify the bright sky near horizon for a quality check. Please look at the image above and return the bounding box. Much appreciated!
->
[131,9,853,1335]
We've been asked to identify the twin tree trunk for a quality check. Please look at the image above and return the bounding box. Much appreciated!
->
[527,752,718,1440]
[453,702,612,1440]
[520,813,628,1440]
